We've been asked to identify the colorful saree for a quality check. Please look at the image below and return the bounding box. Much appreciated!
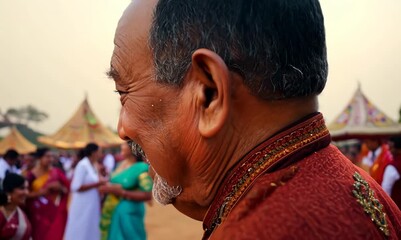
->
[0,207,32,240]
[100,161,152,240]
[26,168,69,240]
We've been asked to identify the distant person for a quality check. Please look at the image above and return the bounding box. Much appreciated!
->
[354,143,370,169]
[0,173,31,240]
[100,141,152,240]
[60,152,73,179]
[361,138,393,184]
[382,136,401,208]
[0,149,20,181]
[20,152,36,177]
[64,143,107,240]
[65,149,86,180]
[26,148,70,240]
[103,150,116,175]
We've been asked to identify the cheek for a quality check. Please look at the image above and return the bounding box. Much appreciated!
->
[136,120,179,180]
[142,123,171,163]
[146,115,196,184]
[17,192,24,199]
[173,103,199,156]
[11,192,21,202]
[120,104,152,141]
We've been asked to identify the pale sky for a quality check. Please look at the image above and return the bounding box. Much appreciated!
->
[0,0,400,135]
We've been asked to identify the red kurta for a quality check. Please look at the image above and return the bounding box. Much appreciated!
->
[203,113,401,240]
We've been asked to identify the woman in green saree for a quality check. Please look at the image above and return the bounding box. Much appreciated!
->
[100,142,153,240]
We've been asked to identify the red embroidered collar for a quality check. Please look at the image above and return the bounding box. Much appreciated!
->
[202,113,331,239]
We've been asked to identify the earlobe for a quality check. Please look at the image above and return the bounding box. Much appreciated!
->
[190,49,231,138]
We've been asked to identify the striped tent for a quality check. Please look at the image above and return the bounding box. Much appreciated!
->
[328,86,401,140]
[38,98,123,149]
[0,126,36,154]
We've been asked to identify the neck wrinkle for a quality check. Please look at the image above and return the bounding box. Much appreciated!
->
[202,112,330,239]
[201,98,318,219]
[178,96,318,220]
[202,109,318,220]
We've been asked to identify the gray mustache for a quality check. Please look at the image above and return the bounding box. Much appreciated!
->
[127,140,147,160]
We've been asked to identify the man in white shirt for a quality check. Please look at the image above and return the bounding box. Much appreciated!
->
[0,149,20,181]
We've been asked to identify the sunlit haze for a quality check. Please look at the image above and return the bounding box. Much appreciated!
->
[0,0,400,135]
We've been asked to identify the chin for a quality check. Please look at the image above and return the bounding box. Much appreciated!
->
[171,198,206,221]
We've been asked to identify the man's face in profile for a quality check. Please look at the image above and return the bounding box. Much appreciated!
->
[110,0,191,205]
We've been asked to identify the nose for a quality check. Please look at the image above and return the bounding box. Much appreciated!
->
[117,110,130,141]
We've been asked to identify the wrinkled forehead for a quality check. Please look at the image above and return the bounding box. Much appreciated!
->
[115,0,157,47]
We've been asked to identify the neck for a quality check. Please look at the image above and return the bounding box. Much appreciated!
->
[87,156,97,164]
[38,164,50,172]
[3,203,17,213]
[42,165,50,170]
[179,95,318,220]
[125,156,137,164]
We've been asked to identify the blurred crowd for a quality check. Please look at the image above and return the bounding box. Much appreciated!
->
[338,136,401,209]
[0,142,152,240]
[1,136,400,240]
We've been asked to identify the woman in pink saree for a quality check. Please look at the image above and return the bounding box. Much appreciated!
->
[26,148,70,240]
[0,173,31,240]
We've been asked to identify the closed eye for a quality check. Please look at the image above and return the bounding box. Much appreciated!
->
[114,90,129,95]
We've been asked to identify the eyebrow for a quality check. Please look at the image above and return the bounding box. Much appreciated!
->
[106,67,121,82]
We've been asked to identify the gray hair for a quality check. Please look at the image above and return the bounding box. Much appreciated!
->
[150,0,328,100]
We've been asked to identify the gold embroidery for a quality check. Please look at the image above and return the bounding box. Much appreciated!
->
[352,172,389,237]
[203,116,330,238]
[219,123,329,221]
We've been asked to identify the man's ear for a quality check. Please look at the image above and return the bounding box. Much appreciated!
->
[190,48,231,138]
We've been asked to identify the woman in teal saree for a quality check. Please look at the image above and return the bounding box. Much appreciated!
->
[100,142,153,240]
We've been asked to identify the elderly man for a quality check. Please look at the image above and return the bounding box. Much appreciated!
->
[109,0,401,239]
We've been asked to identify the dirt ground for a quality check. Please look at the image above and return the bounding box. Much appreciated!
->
[145,203,203,240]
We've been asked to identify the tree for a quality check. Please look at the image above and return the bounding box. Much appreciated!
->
[24,105,49,126]
[6,108,24,124]
[0,108,12,128]
[0,105,49,128]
